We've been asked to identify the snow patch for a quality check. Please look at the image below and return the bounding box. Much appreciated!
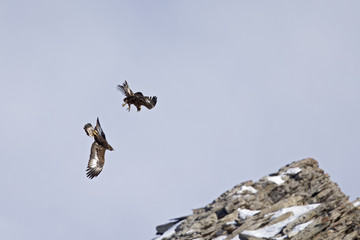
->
[238,208,261,219]
[267,175,285,185]
[242,204,320,238]
[213,236,227,240]
[267,167,302,185]
[285,167,302,175]
[354,201,360,207]
[237,186,258,194]
[288,220,314,237]
[226,221,236,225]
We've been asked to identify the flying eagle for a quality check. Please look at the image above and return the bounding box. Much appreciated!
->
[84,118,114,179]
[117,81,157,112]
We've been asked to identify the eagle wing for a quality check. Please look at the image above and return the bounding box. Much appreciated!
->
[117,80,134,97]
[86,142,106,179]
[95,117,106,139]
[142,96,157,109]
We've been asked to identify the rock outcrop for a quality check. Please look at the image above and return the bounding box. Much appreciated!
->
[154,158,360,240]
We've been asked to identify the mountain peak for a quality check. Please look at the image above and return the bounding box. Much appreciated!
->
[154,158,360,240]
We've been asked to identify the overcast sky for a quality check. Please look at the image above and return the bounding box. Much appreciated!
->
[1,1,360,239]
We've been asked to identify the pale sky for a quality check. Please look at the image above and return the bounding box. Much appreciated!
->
[1,1,360,239]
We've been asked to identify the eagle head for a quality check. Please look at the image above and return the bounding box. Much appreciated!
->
[84,123,94,137]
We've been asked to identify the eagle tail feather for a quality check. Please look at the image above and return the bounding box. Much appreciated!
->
[151,96,157,107]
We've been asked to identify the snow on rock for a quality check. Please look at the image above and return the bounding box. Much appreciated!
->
[226,221,237,225]
[354,201,360,208]
[288,220,314,237]
[285,167,302,175]
[213,236,227,240]
[267,167,302,185]
[267,175,285,185]
[266,204,320,219]
[242,204,320,238]
[238,208,261,220]
[274,220,314,239]
[237,185,257,194]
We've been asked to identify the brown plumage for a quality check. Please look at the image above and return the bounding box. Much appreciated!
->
[84,118,113,179]
[117,81,157,112]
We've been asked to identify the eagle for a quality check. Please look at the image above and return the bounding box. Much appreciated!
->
[84,118,114,179]
[117,80,157,112]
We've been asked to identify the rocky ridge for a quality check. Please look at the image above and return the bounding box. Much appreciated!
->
[154,158,360,240]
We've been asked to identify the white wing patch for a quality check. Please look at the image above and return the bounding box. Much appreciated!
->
[86,142,105,179]
[89,155,99,168]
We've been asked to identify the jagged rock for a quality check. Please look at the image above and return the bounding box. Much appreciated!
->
[153,158,360,240]
[156,217,188,235]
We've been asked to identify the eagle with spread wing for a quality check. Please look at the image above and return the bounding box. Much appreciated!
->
[84,118,114,179]
[117,81,157,112]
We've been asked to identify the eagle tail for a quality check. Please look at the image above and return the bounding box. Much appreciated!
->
[143,96,157,109]
[151,96,157,107]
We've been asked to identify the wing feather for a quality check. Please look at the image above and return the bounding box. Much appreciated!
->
[95,117,106,139]
[117,80,134,97]
[86,142,106,179]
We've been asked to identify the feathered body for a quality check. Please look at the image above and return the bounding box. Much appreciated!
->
[117,81,157,112]
[84,118,113,179]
